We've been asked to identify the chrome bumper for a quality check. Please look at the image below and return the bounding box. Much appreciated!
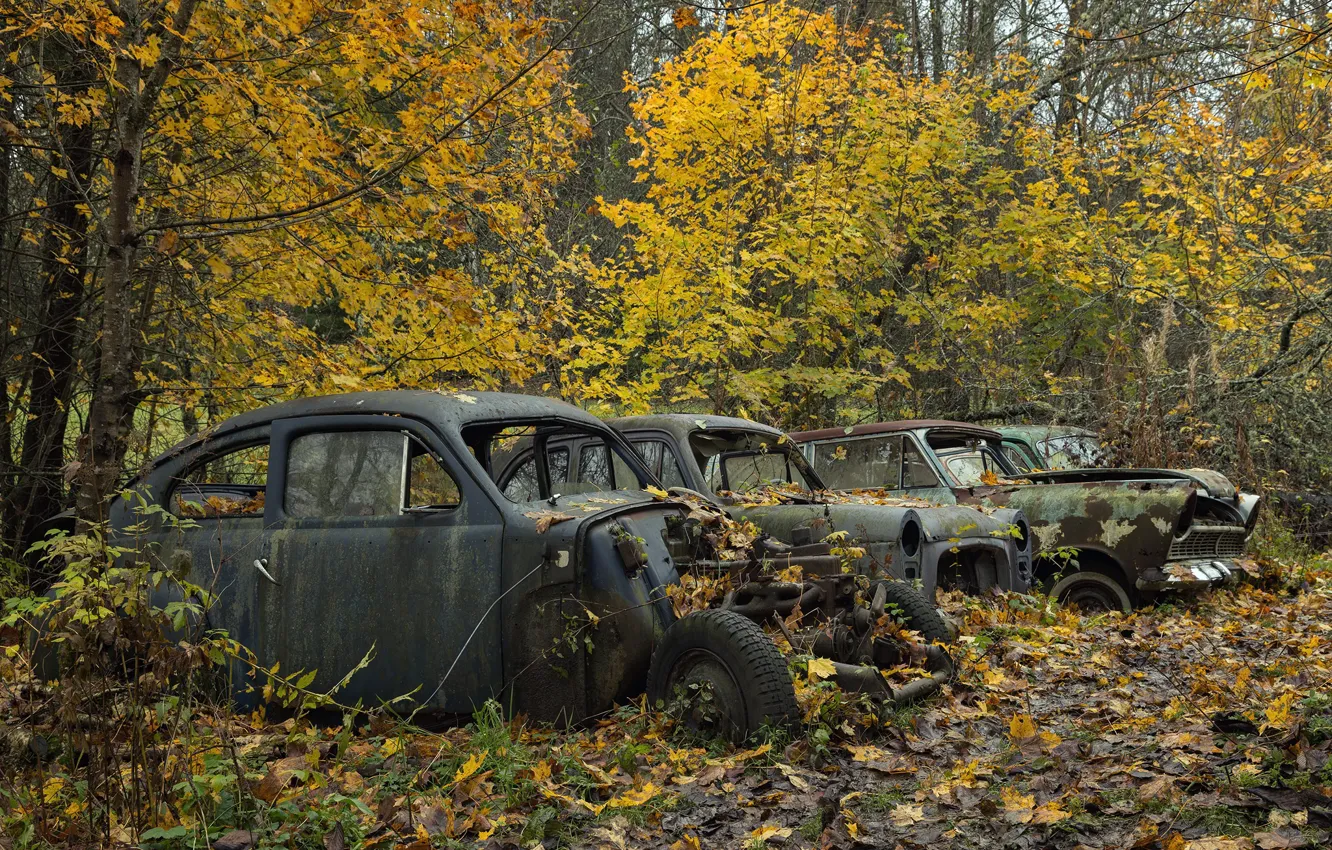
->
[1135,559,1242,592]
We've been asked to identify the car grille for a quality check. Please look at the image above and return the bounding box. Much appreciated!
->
[1168,526,1248,561]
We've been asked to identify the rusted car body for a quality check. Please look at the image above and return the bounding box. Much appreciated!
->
[72,392,949,736]
[792,421,1258,612]
[494,414,1032,600]
[996,424,1261,549]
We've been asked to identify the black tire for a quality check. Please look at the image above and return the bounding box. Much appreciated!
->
[1050,570,1132,613]
[872,580,954,644]
[646,610,798,741]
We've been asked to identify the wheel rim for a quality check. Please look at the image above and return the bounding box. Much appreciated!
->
[1061,581,1120,613]
[663,648,745,737]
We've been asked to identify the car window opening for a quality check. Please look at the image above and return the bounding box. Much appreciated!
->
[687,430,815,496]
[475,419,651,502]
[172,442,270,518]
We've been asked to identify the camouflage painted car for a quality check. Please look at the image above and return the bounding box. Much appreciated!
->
[792,420,1258,612]
[43,392,951,739]
[996,424,1261,544]
[494,414,1033,600]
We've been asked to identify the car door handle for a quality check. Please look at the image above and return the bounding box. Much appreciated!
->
[253,558,279,585]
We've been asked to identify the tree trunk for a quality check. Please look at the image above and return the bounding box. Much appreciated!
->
[912,0,925,77]
[1055,0,1086,140]
[73,0,199,525]
[929,0,945,82]
[5,48,95,559]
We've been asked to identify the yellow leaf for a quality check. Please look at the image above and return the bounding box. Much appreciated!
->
[1262,692,1295,731]
[728,742,771,763]
[1009,713,1038,741]
[607,783,660,809]
[530,760,552,783]
[845,744,888,762]
[1001,787,1035,811]
[454,750,488,783]
[890,803,924,827]
[43,777,65,803]
[645,485,670,499]
[1032,801,1072,824]
[807,657,838,682]
[381,737,402,757]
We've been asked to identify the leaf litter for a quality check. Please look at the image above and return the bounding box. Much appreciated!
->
[3,558,1332,849]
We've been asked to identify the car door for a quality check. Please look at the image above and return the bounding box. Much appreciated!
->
[263,415,504,712]
[146,427,275,706]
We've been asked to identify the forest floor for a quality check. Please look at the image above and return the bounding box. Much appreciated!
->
[3,553,1332,850]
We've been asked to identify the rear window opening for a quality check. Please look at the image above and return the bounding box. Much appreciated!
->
[172,443,269,518]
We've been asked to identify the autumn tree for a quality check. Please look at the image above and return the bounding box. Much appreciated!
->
[2,0,585,556]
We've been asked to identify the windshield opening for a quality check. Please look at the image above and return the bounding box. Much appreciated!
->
[687,429,817,496]
[1038,435,1106,469]
[465,419,650,502]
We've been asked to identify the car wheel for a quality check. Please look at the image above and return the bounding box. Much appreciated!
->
[870,580,954,643]
[1050,570,1132,613]
[646,610,797,741]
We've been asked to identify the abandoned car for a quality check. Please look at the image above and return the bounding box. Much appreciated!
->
[792,420,1259,613]
[492,413,1033,603]
[49,392,950,738]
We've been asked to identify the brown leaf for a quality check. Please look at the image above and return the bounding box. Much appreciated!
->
[1254,830,1309,849]
[253,755,309,803]
[323,823,346,850]
[524,510,576,533]
[157,229,180,255]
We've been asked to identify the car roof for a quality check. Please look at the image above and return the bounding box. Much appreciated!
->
[157,390,603,461]
[789,419,1002,442]
[995,424,1096,441]
[610,413,785,443]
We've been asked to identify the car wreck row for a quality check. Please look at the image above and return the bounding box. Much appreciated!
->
[40,391,1259,740]
[58,392,965,740]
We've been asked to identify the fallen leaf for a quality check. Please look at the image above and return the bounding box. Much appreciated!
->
[747,824,792,846]
[454,750,488,783]
[1009,713,1038,741]
[607,783,660,808]
[891,803,925,827]
[523,511,576,533]
[807,657,838,682]
[1254,830,1309,849]
[1032,801,1072,824]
